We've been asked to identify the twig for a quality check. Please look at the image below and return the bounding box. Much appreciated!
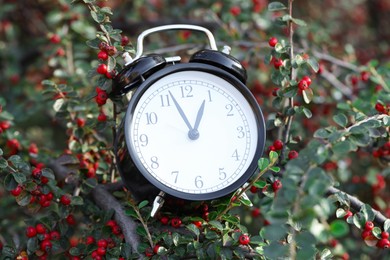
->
[312,50,359,72]
[319,68,353,99]
[326,186,388,226]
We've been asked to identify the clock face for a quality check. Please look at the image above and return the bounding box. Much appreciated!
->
[125,65,265,200]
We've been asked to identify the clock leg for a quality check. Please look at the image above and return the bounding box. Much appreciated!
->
[151,191,166,217]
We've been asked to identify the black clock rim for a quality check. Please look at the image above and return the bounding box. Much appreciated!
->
[123,63,266,201]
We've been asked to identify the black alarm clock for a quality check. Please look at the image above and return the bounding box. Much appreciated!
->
[113,25,266,216]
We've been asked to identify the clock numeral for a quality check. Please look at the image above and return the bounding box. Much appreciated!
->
[150,156,159,169]
[180,85,193,98]
[232,149,240,161]
[237,126,245,139]
[208,90,213,102]
[145,112,158,125]
[219,168,227,180]
[171,171,179,183]
[160,94,171,107]
[139,134,149,146]
[225,104,234,116]
[195,176,203,189]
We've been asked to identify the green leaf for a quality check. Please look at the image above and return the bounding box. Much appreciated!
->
[270,166,280,173]
[292,18,307,27]
[332,140,354,156]
[107,56,116,72]
[274,43,285,53]
[268,2,287,11]
[361,204,375,222]
[302,88,313,104]
[333,113,348,127]
[208,220,224,231]
[0,157,8,168]
[314,128,331,139]
[253,180,267,188]
[320,248,333,260]
[71,196,84,206]
[86,38,101,49]
[41,168,55,180]
[336,208,346,218]
[384,219,390,232]
[138,200,148,209]
[282,86,298,98]
[258,158,269,171]
[16,191,32,206]
[13,171,27,184]
[269,151,278,164]
[330,220,349,238]
[307,57,319,73]
[186,223,200,237]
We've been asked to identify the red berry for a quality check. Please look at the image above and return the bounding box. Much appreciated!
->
[96,64,108,75]
[112,225,122,235]
[26,226,37,238]
[40,239,52,252]
[273,140,283,150]
[360,71,370,82]
[50,230,60,240]
[273,58,283,69]
[40,176,49,184]
[250,186,259,193]
[0,121,11,130]
[99,42,108,51]
[230,6,241,16]
[97,111,107,122]
[272,88,279,97]
[382,232,390,239]
[95,91,108,106]
[268,37,278,47]
[106,220,117,227]
[56,47,65,56]
[351,75,359,86]
[344,210,353,220]
[251,208,261,217]
[60,194,71,206]
[272,180,282,193]
[193,221,202,228]
[301,76,312,86]
[375,103,386,114]
[121,36,130,46]
[153,244,160,254]
[160,216,169,225]
[36,223,46,234]
[298,79,309,91]
[50,34,61,44]
[76,118,85,127]
[86,236,95,245]
[66,214,76,225]
[171,217,182,228]
[364,221,374,231]
[11,185,22,196]
[29,143,39,155]
[288,150,299,160]
[97,239,108,248]
[105,46,117,56]
[239,234,250,245]
[97,247,106,256]
[377,238,390,249]
[97,51,108,61]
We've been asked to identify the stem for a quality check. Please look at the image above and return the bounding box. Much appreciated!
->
[279,0,295,163]
[129,201,154,248]
[216,155,278,220]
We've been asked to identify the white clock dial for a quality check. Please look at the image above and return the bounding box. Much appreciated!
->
[127,70,260,197]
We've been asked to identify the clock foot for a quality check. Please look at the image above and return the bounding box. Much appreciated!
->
[151,191,166,217]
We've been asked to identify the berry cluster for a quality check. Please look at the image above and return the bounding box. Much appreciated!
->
[25,224,61,258]
[372,141,390,159]
[267,139,299,160]
[95,87,108,106]
[297,76,312,92]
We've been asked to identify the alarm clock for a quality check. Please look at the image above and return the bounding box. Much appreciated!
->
[114,25,266,216]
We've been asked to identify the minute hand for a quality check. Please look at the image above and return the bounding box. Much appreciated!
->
[168,91,193,131]
[193,100,205,132]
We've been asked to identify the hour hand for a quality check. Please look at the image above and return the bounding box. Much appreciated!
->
[168,91,193,132]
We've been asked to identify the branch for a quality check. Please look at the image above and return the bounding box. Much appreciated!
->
[312,50,359,72]
[48,156,142,255]
[92,185,141,254]
[326,186,388,226]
